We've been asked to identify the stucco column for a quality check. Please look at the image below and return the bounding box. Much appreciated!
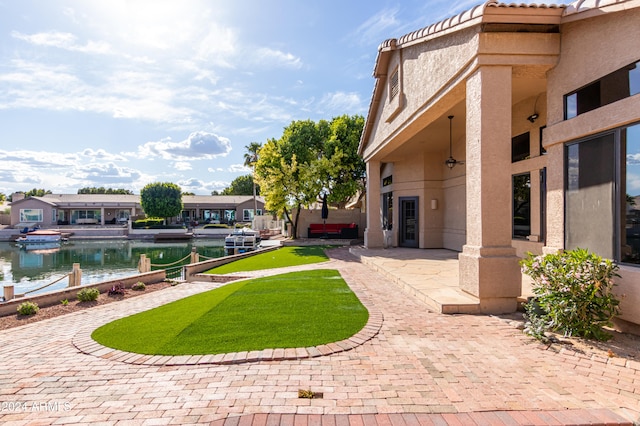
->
[542,143,564,254]
[459,65,521,314]
[364,160,384,248]
[100,207,105,225]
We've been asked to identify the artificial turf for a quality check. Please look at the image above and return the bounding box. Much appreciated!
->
[204,245,331,274]
[91,269,368,355]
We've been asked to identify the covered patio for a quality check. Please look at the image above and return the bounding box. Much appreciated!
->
[350,247,533,314]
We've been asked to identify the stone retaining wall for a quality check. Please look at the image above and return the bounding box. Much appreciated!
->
[0,270,166,317]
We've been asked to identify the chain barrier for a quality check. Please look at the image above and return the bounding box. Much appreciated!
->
[149,253,192,268]
[24,274,71,295]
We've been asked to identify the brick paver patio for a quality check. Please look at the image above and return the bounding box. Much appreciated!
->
[0,247,638,425]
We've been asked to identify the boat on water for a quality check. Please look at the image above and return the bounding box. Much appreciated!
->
[15,230,67,249]
[224,229,261,255]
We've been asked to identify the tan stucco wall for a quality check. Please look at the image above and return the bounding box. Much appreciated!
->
[10,199,57,227]
[361,3,640,320]
[362,27,479,162]
[294,208,365,239]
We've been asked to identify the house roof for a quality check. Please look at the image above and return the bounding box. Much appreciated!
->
[10,193,265,209]
[358,0,637,155]
[40,194,140,206]
[182,195,264,204]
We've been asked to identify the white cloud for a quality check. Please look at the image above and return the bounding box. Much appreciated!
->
[252,47,303,70]
[136,131,232,161]
[179,177,229,194]
[81,148,128,162]
[174,162,192,171]
[628,172,640,192]
[318,91,366,115]
[228,164,250,173]
[11,30,112,54]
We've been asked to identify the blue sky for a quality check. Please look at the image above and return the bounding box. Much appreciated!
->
[0,0,571,196]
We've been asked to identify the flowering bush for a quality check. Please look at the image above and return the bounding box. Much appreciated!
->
[520,248,621,341]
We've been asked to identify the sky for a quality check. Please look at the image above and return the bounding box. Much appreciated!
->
[0,0,573,196]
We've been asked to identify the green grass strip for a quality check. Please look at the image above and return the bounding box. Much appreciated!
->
[205,246,331,274]
[92,269,368,355]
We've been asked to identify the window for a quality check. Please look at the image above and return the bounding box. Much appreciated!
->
[382,192,393,230]
[389,68,399,101]
[564,60,640,119]
[512,173,531,239]
[564,122,640,264]
[512,132,530,162]
[243,209,262,221]
[20,209,43,222]
[540,126,547,155]
[382,175,393,186]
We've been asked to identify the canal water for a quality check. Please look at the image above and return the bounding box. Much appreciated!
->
[0,239,226,297]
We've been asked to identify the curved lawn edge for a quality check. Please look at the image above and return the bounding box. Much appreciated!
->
[73,269,384,365]
[72,301,383,366]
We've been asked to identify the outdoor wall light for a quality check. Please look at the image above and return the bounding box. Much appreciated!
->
[445,115,464,169]
[527,113,539,123]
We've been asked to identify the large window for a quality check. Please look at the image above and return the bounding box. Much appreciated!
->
[513,173,531,239]
[565,123,640,264]
[565,60,640,119]
[243,209,262,221]
[20,209,43,222]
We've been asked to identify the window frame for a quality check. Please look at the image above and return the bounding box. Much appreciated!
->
[563,121,640,265]
[564,59,640,120]
[19,208,43,223]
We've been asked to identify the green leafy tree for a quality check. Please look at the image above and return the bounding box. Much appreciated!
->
[323,115,365,208]
[254,116,364,238]
[255,120,327,238]
[244,142,262,217]
[140,182,183,224]
[24,188,52,198]
[77,187,133,194]
[0,193,6,202]
[182,191,196,196]
[221,175,260,196]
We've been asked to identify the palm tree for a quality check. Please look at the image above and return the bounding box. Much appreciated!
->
[244,142,262,220]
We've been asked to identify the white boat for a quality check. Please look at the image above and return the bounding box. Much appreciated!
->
[224,229,261,255]
[15,230,64,245]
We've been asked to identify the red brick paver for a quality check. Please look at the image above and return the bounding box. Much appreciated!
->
[0,247,638,425]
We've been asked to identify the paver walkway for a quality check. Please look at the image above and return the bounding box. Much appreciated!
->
[0,247,639,425]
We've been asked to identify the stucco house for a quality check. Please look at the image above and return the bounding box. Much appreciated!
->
[359,0,640,331]
[9,193,265,227]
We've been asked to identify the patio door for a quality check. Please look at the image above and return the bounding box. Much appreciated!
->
[399,197,418,247]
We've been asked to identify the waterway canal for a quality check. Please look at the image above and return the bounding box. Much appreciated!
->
[0,239,226,296]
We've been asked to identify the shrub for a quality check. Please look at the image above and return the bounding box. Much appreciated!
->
[61,299,69,306]
[17,301,39,316]
[203,223,229,229]
[77,287,100,302]
[520,248,621,341]
[132,281,146,291]
[108,283,125,296]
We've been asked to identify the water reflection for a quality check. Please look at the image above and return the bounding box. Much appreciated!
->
[0,239,225,296]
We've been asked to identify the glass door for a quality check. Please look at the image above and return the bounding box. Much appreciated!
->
[400,197,418,247]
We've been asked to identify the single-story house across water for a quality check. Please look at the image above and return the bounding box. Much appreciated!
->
[359,0,640,331]
[9,193,265,227]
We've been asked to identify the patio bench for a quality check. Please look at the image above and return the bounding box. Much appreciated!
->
[307,223,358,239]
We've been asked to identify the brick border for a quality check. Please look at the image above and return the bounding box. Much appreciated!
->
[72,283,383,366]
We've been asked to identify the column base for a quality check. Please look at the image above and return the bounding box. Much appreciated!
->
[364,228,384,248]
[459,245,521,314]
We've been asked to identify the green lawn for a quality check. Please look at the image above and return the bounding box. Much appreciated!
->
[92,269,368,355]
[205,245,331,274]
